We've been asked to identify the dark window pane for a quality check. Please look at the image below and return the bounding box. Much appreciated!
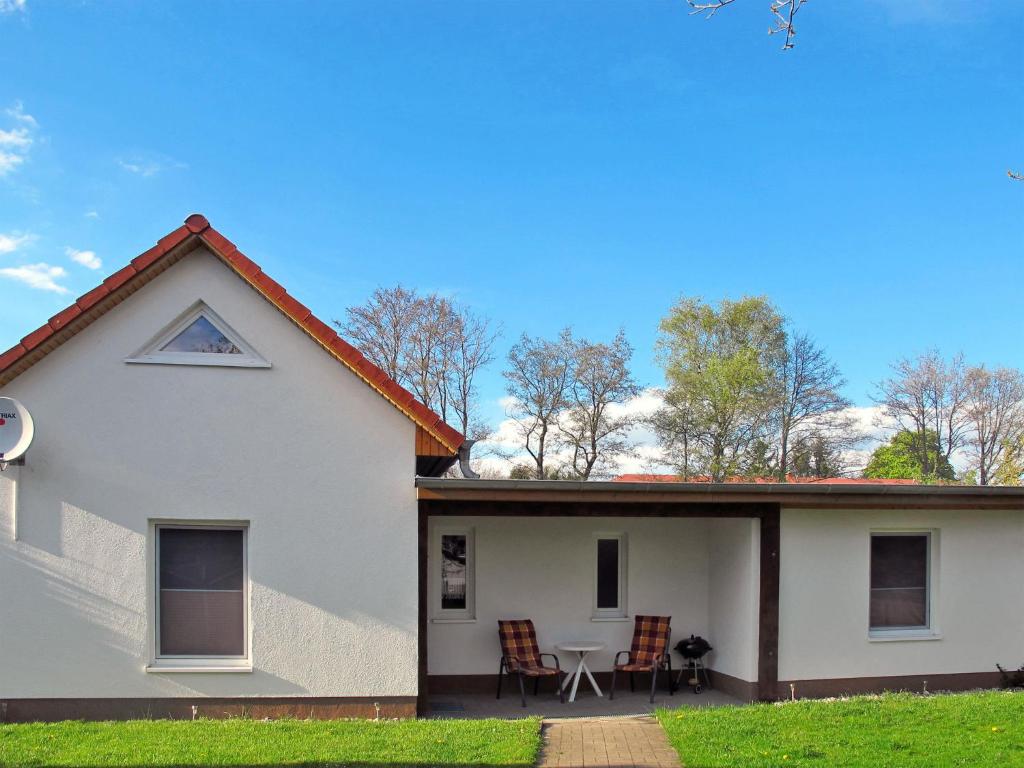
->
[870,535,928,629]
[441,534,467,610]
[160,590,245,655]
[870,588,927,628]
[158,528,245,656]
[871,536,927,589]
[160,529,243,590]
[596,538,619,609]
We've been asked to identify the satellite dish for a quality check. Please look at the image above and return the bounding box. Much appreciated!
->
[0,397,34,465]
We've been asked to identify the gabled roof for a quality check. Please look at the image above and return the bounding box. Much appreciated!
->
[0,214,465,455]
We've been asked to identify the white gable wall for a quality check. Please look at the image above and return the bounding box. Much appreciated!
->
[0,246,419,699]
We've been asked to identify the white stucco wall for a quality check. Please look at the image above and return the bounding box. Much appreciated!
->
[707,518,759,682]
[0,247,419,699]
[427,516,719,677]
[779,507,1024,681]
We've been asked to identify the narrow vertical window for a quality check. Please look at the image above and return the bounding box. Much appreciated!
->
[870,533,930,632]
[157,526,247,657]
[593,534,627,618]
[435,528,474,620]
[441,534,467,610]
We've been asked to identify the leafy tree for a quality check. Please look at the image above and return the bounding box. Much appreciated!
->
[863,430,956,482]
[788,433,849,478]
[991,438,1024,486]
[655,296,786,481]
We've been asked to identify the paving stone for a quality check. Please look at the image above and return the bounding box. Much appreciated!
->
[537,716,681,768]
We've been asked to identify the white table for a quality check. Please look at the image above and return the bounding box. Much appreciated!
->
[555,641,605,702]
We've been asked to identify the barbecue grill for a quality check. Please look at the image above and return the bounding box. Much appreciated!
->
[673,635,712,694]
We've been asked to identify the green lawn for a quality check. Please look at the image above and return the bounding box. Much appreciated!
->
[0,717,542,768]
[658,690,1024,767]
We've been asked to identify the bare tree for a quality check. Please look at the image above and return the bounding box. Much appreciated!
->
[687,0,809,49]
[503,330,574,479]
[448,307,500,439]
[776,331,852,480]
[339,287,498,438]
[875,351,969,477]
[402,294,456,420]
[340,285,420,383]
[559,330,642,480]
[963,366,1024,485]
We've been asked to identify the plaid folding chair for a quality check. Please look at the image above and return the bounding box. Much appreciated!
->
[497,619,565,707]
[610,615,673,703]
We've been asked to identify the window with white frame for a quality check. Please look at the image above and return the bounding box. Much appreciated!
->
[593,533,627,619]
[156,525,248,658]
[126,301,270,368]
[870,532,931,633]
[435,528,474,620]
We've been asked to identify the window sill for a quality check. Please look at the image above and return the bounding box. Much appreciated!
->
[591,616,630,622]
[430,618,477,624]
[146,661,253,674]
[868,630,942,643]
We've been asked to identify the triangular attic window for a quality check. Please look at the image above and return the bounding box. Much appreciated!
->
[126,301,270,368]
[161,316,242,354]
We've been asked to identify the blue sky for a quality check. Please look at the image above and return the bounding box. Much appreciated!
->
[1,0,1021,433]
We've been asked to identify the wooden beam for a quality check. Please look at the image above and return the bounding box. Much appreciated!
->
[419,499,774,518]
[757,506,781,702]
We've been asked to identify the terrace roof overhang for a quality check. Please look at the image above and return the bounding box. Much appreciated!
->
[416,477,1024,515]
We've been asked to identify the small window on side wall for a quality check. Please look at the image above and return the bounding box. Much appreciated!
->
[870,532,930,633]
[593,533,627,619]
[435,528,474,620]
[157,525,248,659]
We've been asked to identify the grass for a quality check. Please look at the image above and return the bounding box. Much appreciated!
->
[0,717,542,767]
[657,690,1024,767]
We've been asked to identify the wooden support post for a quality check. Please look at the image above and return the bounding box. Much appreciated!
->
[757,505,781,701]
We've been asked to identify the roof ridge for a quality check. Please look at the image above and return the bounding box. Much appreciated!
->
[0,214,464,453]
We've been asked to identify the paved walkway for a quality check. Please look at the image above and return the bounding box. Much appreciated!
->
[537,716,681,768]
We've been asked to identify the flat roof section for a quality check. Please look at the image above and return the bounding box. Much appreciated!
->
[416,477,1024,511]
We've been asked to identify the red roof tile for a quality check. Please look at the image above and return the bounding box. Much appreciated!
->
[0,214,465,455]
[612,473,920,486]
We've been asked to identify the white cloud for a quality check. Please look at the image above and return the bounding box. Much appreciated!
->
[5,102,37,127]
[0,128,31,149]
[84,210,99,219]
[65,246,102,270]
[0,0,27,14]
[0,262,69,294]
[117,153,187,178]
[0,231,34,254]
[0,101,37,177]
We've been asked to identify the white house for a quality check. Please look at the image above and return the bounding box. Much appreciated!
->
[1,216,1021,721]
